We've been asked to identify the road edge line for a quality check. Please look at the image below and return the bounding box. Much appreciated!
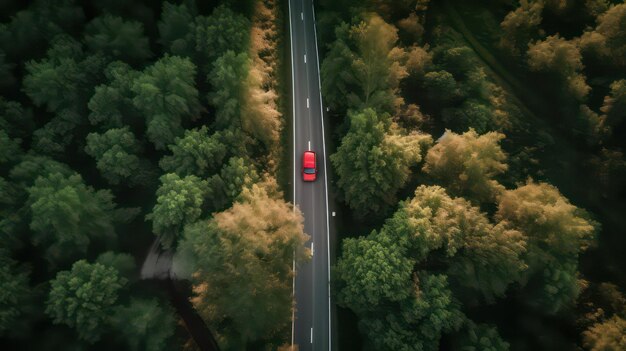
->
[311,3,332,350]
[287,0,297,349]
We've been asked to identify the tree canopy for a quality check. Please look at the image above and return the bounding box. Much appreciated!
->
[321,14,407,114]
[46,260,126,342]
[27,172,118,264]
[148,173,208,249]
[496,181,597,312]
[132,55,201,149]
[423,128,508,203]
[331,108,423,216]
[180,179,308,349]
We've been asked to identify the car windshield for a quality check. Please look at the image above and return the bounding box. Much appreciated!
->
[304,168,316,174]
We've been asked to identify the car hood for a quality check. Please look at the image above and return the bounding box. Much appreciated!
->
[303,172,316,181]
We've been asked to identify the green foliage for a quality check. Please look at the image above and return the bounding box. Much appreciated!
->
[148,173,208,249]
[179,180,308,348]
[195,5,250,66]
[158,2,196,58]
[335,234,414,314]
[46,260,126,343]
[0,0,85,60]
[335,184,526,349]
[111,298,175,351]
[96,251,137,283]
[132,55,200,149]
[331,108,413,216]
[423,70,458,103]
[208,51,249,130]
[23,35,105,113]
[400,185,527,300]
[88,61,142,130]
[9,154,72,187]
[27,172,118,264]
[85,127,150,186]
[321,14,407,114]
[0,129,22,167]
[0,98,35,140]
[423,129,508,203]
[356,272,464,351]
[457,323,510,351]
[31,109,83,156]
[85,15,151,64]
[203,156,261,213]
[496,181,597,312]
[158,3,249,72]
[160,126,227,177]
[0,249,35,337]
[442,99,494,134]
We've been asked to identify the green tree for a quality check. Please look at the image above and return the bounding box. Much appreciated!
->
[208,51,249,130]
[583,315,626,351]
[111,298,175,351]
[335,185,526,349]
[46,260,126,343]
[0,98,34,140]
[147,173,208,249]
[423,70,459,104]
[204,156,261,213]
[343,269,464,350]
[179,179,308,348]
[85,127,151,186]
[0,129,22,167]
[442,99,494,134]
[27,172,118,264]
[321,14,407,114]
[334,234,414,314]
[9,154,72,187]
[496,181,597,312]
[159,126,227,177]
[132,55,200,149]
[22,34,105,113]
[31,109,82,156]
[320,22,355,112]
[85,15,151,64]
[456,323,510,351]
[395,185,526,300]
[96,251,137,283]
[0,0,85,61]
[0,249,35,337]
[158,2,196,58]
[88,62,141,129]
[423,129,508,203]
[331,108,424,216]
[195,5,250,66]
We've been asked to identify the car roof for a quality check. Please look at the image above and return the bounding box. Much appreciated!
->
[304,151,316,162]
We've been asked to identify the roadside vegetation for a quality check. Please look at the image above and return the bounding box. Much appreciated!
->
[0,0,303,350]
[319,0,626,349]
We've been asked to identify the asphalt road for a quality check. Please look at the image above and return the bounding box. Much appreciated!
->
[288,0,332,350]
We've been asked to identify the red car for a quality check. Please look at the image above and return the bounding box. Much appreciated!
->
[302,151,317,181]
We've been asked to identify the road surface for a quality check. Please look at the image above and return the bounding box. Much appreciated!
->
[288,0,332,350]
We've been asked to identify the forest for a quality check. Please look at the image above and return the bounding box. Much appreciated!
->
[318,0,626,350]
[2,0,626,350]
[0,0,305,350]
